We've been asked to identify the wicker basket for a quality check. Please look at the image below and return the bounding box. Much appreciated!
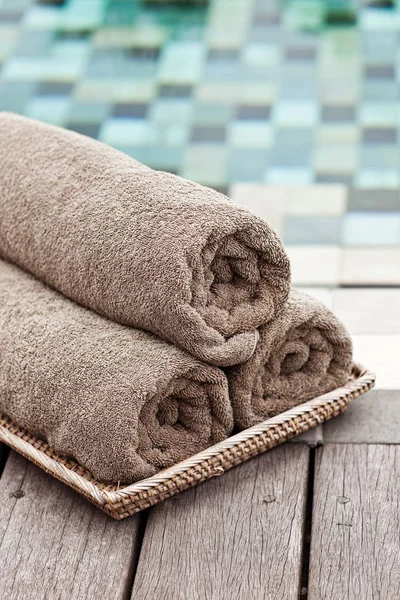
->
[0,363,375,520]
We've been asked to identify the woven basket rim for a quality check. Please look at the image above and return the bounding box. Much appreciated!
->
[0,363,376,515]
[108,362,375,497]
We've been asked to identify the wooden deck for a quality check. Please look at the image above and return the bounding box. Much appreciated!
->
[1,434,399,599]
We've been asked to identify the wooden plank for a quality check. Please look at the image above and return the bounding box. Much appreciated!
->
[309,444,400,600]
[132,444,310,600]
[0,451,143,600]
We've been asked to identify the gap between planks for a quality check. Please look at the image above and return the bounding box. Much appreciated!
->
[308,443,400,600]
[0,442,9,479]
[299,447,317,600]
[131,443,311,600]
[5,442,398,600]
[0,451,144,600]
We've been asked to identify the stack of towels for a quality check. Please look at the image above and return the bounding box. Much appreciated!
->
[0,113,353,484]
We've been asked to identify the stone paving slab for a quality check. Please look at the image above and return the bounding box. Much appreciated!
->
[352,334,399,390]
[340,248,400,285]
[333,288,400,334]
[323,390,400,443]
[288,246,341,286]
[289,424,323,447]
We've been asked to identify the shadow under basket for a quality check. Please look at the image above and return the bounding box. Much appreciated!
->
[0,363,375,520]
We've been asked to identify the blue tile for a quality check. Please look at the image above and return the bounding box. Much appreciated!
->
[342,212,400,246]
[363,80,398,101]
[227,149,268,182]
[283,216,342,245]
[0,0,398,265]
[360,145,399,169]
[0,81,36,112]
[13,29,53,58]
[119,146,183,172]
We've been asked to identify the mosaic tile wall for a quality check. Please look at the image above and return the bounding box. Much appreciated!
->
[0,0,399,284]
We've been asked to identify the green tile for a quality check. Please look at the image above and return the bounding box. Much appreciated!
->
[193,102,234,125]
[0,80,36,112]
[0,0,399,263]
[69,101,110,123]
[25,96,71,125]
[149,98,193,124]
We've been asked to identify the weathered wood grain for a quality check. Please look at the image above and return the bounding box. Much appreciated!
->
[309,444,400,600]
[0,451,143,600]
[131,444,310,600]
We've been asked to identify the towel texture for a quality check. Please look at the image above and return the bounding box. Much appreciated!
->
[226,290,353,429]
[0,112,290,367]
[0,260,233,484]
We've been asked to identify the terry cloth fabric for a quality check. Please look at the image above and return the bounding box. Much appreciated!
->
[0,112,290,367]
[226,290,353,430]
[0,260,233,484]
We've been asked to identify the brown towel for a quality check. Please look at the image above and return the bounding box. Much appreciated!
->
[0,260,233,484]
[226,290,353,429]
[0,112,290,367]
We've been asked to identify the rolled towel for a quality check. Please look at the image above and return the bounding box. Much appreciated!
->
[0,260,233,484]
[0,112,290,367]
[226,290,353,429]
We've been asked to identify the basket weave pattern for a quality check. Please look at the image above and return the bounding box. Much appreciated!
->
[0,364,375,519]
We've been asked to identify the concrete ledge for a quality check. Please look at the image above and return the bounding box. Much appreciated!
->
[323,390,400,443]
[289,424,323,447]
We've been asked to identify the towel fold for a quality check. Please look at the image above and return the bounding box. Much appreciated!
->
[0,260,233,484]
[226,290,353,429]
[0,112,290,366]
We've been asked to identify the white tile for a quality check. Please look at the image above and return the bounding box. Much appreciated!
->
[333,288,400,334]
[228,122,273,149]
[150,99,193,124]
[265,168,313,185]
[158,41,204,84]
[342,213,400,246]
[351,334,400,389]
[195,82,239,103]
[316,124,359,145]
[320,79,359,105]
[182,145,227,186]
[361,7,400,30]
[230,184,285,234]
[341,248,400,285]
[355,169,400,188]
[99,119,156,146]
[3,57,82,81]
[358,101,398,126]
[287,246,341,286]
[238,82,277,104]
[23,6,61,29]
[280,184,347,216]
[75,80,156,103]
[274,101,318,127]
[242,43,280,68]
[0,26,18,60]
[314,144,358,173]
